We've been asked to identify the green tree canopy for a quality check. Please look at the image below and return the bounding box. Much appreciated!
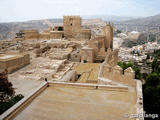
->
[118,61,142,79]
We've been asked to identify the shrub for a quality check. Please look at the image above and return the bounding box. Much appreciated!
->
[0,94,24,115]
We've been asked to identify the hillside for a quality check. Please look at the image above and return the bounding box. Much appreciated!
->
[121,14,160,26]
[0,19,62,40]
[0,18,107,40]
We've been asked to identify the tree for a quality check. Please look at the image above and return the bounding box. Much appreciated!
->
[151,58,160,73]
[58,27,63,31]
[118,61,142,79]
[116,29,122,34]
[0,69,15,102]
[143,73,160,117]
[143,57,160,119]
[83,60,87,63]
[149,34,156,42]
[146,54,150,59]
[0,69,24,115]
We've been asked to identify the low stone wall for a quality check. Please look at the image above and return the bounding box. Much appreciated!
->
[49,82,128,92]
[0,83,48,120]
[136,80,144,120]
[0,53,30,73]
[0,82,129,120]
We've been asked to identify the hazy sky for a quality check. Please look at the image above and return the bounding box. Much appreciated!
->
[0,0,160,22]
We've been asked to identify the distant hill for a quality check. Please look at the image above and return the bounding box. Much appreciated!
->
[82,15,139,22]
[121,14,160,26]
[0,19,62,40]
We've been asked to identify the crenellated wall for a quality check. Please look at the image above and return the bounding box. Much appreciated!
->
[103,65,136,87]
[99,49,137,87]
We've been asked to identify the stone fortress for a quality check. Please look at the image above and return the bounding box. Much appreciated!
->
[81,23,113,63]
[15,16,91,41]
[0,16,143,120]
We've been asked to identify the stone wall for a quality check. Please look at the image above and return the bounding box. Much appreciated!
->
[81,47,94,63]
[76,29,91,40]
[63,16,91,40]
[70,50,81,62]
[0,53,30,73]
[99,49,137,87]
[50,31,64,39]
[89,36,106,60]
[63,16,81,38]
[103,24,114,49]
[39,33,50,40]
[23,30,39,40]
[80,23,114,63]
[103,65,137,87]
[18,16,91,41]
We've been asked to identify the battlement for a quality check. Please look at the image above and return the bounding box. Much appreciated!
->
[63,15,81,19]
[99,49,137,87]
[102,64,136,87]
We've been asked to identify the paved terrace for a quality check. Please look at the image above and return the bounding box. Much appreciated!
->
[11,84,136,120]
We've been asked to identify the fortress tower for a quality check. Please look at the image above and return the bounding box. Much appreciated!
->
[63,16,82,38]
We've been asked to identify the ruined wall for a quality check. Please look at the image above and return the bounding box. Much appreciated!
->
[77,29,91,40]
[81,47,94,63]
[103,65,136,87]
[50,31,64,39]
[103,24,114,49]
[89,36,106,60]
[23,30,39,40]
[0,53,30,73]
[100,49,137,87]
[80,23,114,62]
[70,50,81,62]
